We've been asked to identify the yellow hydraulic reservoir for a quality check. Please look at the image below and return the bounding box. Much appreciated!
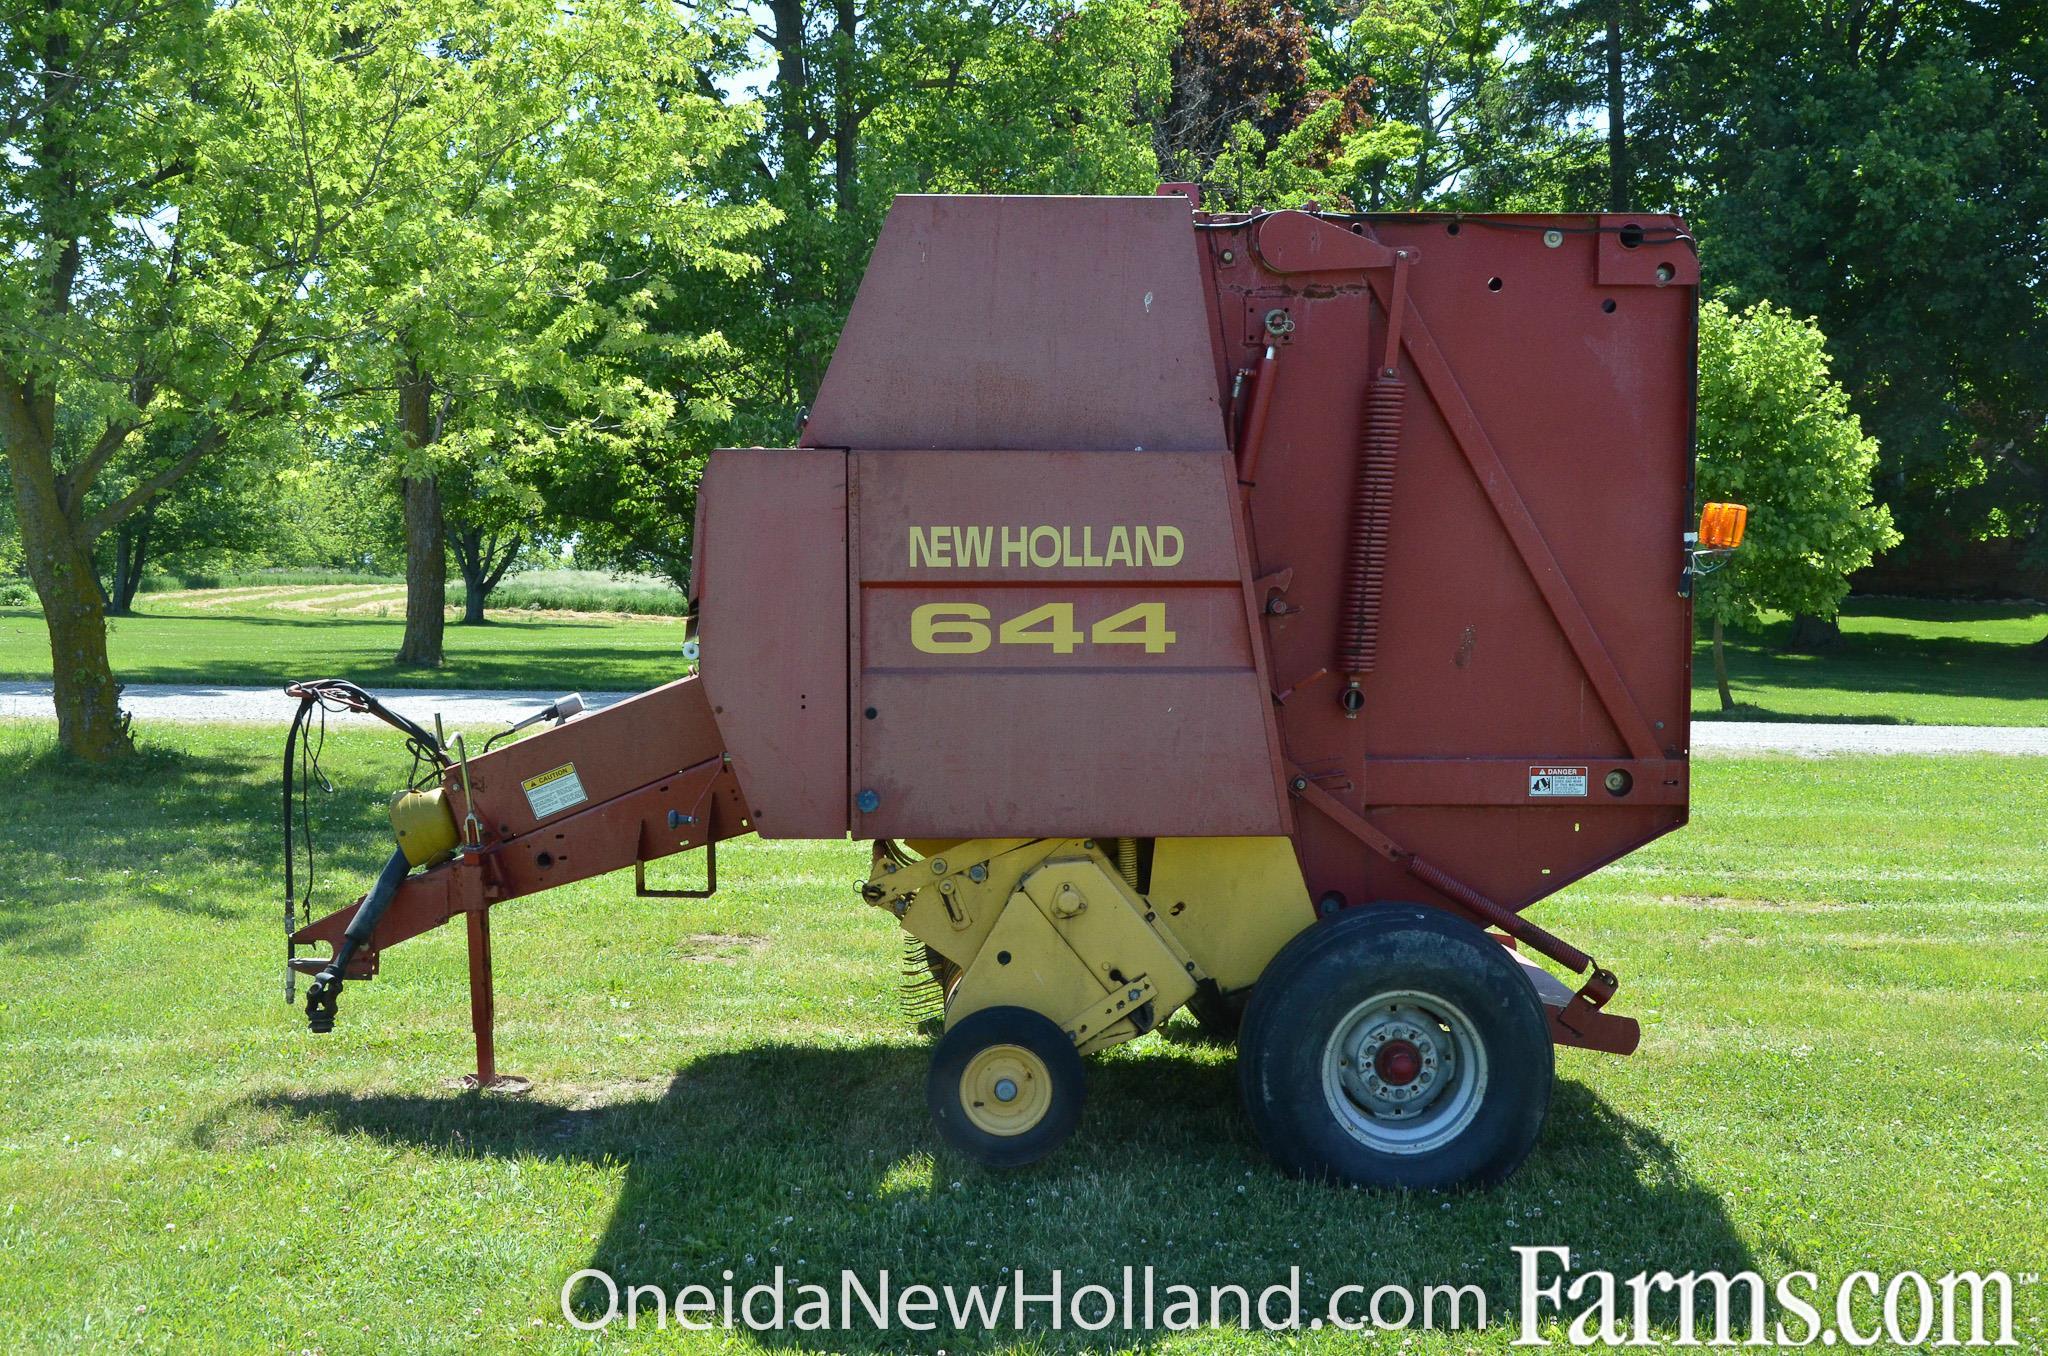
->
[389,788,460,867]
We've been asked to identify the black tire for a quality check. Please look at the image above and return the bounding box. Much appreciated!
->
[927,1006,1086,1168]
[1185,984,1248,1043]
[1238,904,1553,1190]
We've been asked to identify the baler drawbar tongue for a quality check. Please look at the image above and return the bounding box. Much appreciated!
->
[283,675,746,1088]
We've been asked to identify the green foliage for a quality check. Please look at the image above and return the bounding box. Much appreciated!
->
[1206,100,1419,210]
[1693,299,1900,629]
[278,0,774,547]
[1652,5,2048,559]
[11,0,2045,628]
[864,0,1178,198]
[487,571,686,616]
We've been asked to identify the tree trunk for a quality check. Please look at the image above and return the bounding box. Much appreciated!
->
[449,522,521,625]
[1784,612,1843,653]
[1712,617,1734,711]
[460,572,487,625]
[0,402,132,761]
[833,0,859,213]
[108,527,130,613]
[769,0,810,185]
[1604,8,1629,211]
[454,528,489,626]
[107,509,151,615]
[394,359,445,666]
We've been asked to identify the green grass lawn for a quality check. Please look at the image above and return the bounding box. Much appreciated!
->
[0,585,688,692]
[1696,597,2047,726]
[0,720,2042,1352]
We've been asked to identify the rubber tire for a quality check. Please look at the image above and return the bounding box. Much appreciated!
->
[1185,985,1247,1043]
[927,1006,1086,1168]
[1237,904,1553,1190]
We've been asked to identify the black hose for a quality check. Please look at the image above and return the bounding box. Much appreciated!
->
[283,693,311,943]
[304,847,412,1033]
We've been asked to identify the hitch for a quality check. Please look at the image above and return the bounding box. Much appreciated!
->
[303,847,412,1034]
[283,677,742,1091]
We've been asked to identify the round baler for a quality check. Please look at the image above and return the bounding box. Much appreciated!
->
[285,189,1741,1190]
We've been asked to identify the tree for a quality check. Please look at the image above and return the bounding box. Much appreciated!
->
[1152,0,1316,183]
[1513,0,1696,212]
[0,0,349,759]
[297,0,768,666]
[1654,2,2048,601]
[92,422,301,613]
[1692,299,1900,710]
[440,449,537,625]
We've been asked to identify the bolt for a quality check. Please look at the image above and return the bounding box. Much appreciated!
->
[993,1078,1018,1103]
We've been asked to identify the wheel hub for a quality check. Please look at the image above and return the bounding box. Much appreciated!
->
[1324,992,1489,1155]
[1374,1038,1423,1086]
[960,1043,1052,1137]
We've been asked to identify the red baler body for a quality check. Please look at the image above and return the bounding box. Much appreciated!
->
[697,193,1698,918]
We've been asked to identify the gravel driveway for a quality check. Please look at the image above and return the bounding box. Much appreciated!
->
[0,682,627,733]
[0,682,2041,755]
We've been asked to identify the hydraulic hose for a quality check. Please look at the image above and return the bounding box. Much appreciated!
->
[304,847,412,1033]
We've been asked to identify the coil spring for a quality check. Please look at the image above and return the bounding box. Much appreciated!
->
[1339,379,1405,676]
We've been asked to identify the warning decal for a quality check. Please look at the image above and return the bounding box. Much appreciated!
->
[521,763,589,820]
[1528,765,1589,798]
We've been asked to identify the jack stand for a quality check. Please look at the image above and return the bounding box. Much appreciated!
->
[459,908,530,1094]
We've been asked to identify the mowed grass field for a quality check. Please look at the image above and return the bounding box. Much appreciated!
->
[0,720,2042,1353]
[0,587,2039,725]
[0,582,689,692]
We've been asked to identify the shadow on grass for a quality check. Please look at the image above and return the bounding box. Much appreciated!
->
[265,1048,1752,1350]
[1696,624,2045,710]
[0,729,393,956]
[117,608,635,634]
[1692,705,1907,725]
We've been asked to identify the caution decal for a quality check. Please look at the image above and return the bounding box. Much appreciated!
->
[520,762,589,820]
[1528,765,1589,798]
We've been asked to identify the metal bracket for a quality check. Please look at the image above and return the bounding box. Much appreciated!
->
[1551,967,1640,1055]
[1254,565,1296,615]
[1063,976,1158,1048]
[635,837,716,899]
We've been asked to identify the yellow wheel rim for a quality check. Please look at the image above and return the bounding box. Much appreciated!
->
[959,1043,1053,1137]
